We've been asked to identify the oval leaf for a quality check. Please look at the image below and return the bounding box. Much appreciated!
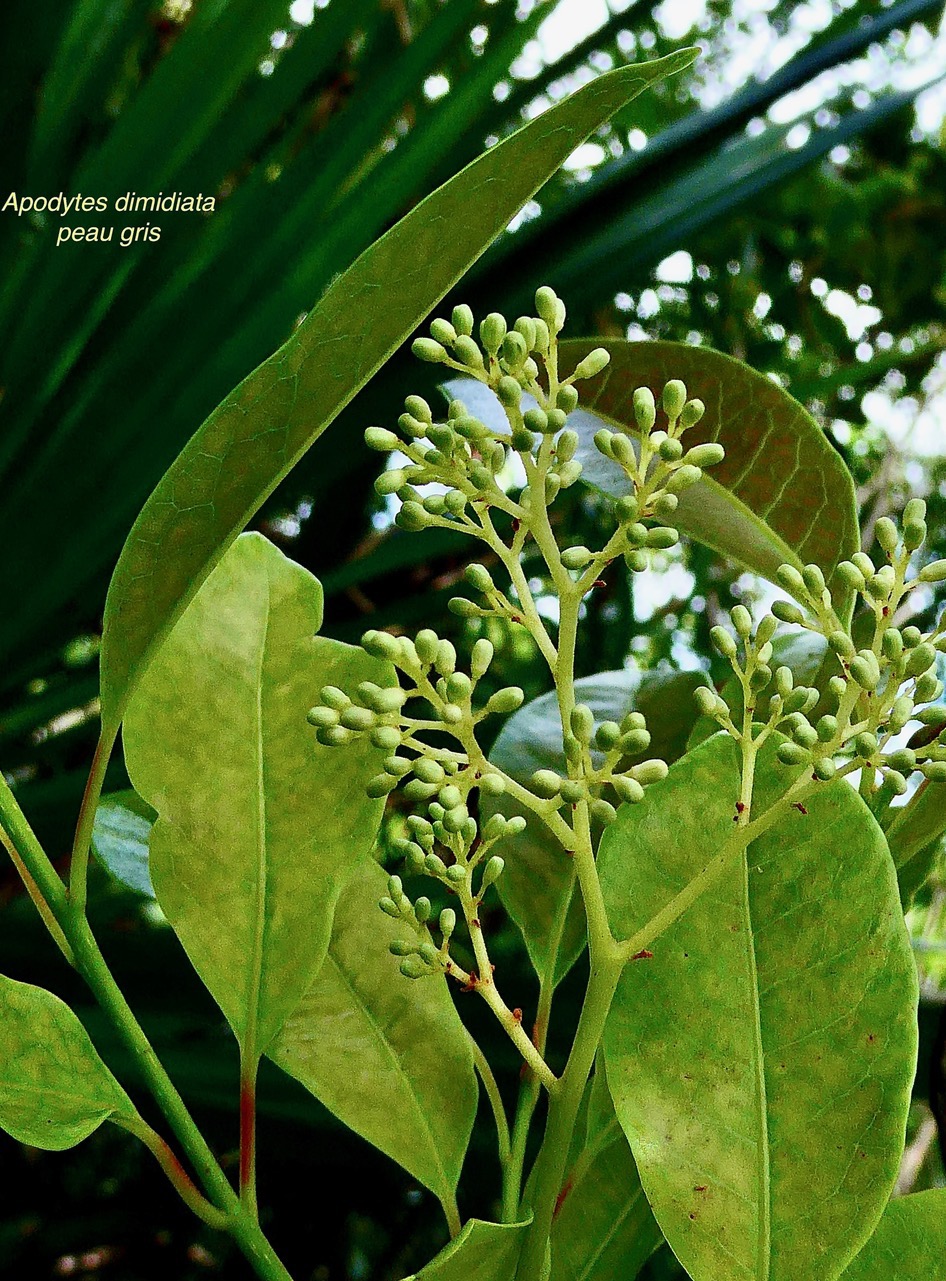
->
[0,975,133,1150]
[123,532,393,1057]
[91,789,157,898]
[601,732,918,1281]
[404,1218,532,1281]
[559,340,859,621]
[268,861,477,1208]
[841,1190,946,1280]
[99,51,697,736]
[484,669,701,985]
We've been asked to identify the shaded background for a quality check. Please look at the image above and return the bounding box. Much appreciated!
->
[1,0,946,1276]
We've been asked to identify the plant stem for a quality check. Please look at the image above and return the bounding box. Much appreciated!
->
[69,726,115,912]
[240,1052,260,1219]
[0,775,294,1281]
[113,1114,230,1229]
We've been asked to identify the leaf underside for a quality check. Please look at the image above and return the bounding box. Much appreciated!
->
[600,732,918,1281]
[91,788,157,897]
[123,533,393,1056]
[268,861,477,1206]
[840,1190,946,1280]
[0,974,133,1151]
[404,1217,532,1281]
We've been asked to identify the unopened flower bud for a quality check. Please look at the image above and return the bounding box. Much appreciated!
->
[572,347,610,380]
[571,704,595,744]
[694,686,718,716]
[771,600,805,626]
[562,546,593,570]
[479,312,507,353]
[919,559,946,583]
[557,385,579,414]
[906,644,936,678]
[400,955,429,979]
[486,687,525,714]
[680,399,705,429]
[666,464,702,493]
[633,387,656,433]
[591,798,618,825]
[777,741,809,766]
[613,776,645,804]
[479,772,506,796]
[837,561,865,591]
[647,526,679,550]
[530,769,562,799]
[812,757,836,781]
[816,715,838,742]
[480,856,505,892]
[684,443,725,469]
[631,759,668,785]
[711,626,738,659]
[454,335,484,370]
[662,379,687,421]
[595,721,621,751]
[413,337,447,363]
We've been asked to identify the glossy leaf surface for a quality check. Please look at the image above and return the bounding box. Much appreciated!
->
[484,669,701,984]
[886,780,946,905]
[91,788,156,898]
[559,340,860,621]
[841,1190,946,1280]
[123,533,392,1055]
[601,733,918,1281]
[404,1218,531,1280]
[98,51,696,736]
[269,861,477,1206]
[0,975,133,1150]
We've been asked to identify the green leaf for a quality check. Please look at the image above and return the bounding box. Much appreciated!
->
[0,974,133,1150]
[559,340,860,622]
[123,533,393,1059]
[550,1066,662,1281]
[268,860,477,1208]
[97,49,697,737]
[886,780,946,905]
[601,732,918,1281]
[484,669,701,985]
[841,1190,946,1280]
[91,788,156,898]
[403,1218,532,1281]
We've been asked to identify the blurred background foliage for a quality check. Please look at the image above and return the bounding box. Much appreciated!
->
[2,0,946,1276]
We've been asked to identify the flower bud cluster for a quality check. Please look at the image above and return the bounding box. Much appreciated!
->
[365,287,611,540]
[523,702,669,826]
[592,380,723,574]
[699,505,946,795]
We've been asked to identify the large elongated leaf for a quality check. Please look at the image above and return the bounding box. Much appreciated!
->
[123,533,393,1058]
[404,1218,532,1281]
[600,733,918,1281]
[550,1067,662,1281]
[268,861,477,1208]
[0,974,134,1150]
[484,669,701,985]
[559,340,859,621]
[841,1190,946,1280]
[98,50,696,738]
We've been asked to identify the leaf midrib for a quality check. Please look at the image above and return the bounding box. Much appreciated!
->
[740,847,772,1279]
[245,567,272,1063]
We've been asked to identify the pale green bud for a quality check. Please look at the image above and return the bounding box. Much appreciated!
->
[591,798,618,825]
[480,772,506,796]
[852,552,875,578]
[480,856,505,892]
[365,426,399,452]
[665,464,702,493]
[370,726,401,751]
[367,774,398,798]
[446,672,472,703]
[731,605,752,637]
[906,644,936,678]
[424,853,448,878]
[555,429,579,463]
[613,776,645,804]
[904,498,927,526]
[775,666,794,697]
[625,549,648,573]
[711,626,737,659]
[904,520,927,552]
[684,443,725,469]
[680,399,705,429]
[452,304,474,336]
[384,755,412,778]
[307,705,339,729]
[646,526,679,550]
[653,492,679,520]
[922,762,946,782]
[501,331,528,370]
[448,597,481,619]
[571,704,595,744]
[471,638,494,679]
[812,757,836,781]
[595,721,621,751]
[530,769,562,799]
[414,757,445,785]
[620,727,651,755]
[562,546,593,570]
[486,687,525,714]
[479,312,507,352]
[535,286,560,326]
[435,639,457,675]
[776,565,806,596]
[514,316,536,348]
[610,434,636,468]
[399,955,429,979]
[413,337,447,363]
[389,940,414,958]
[625,522,649,548]
[519,407,546,435]
[405,395,432,423]
[920,559,946,583]
[828,630,855,659]
[441,704,463,725]
[854,732,877,758]
[415,629,439,665]
[875,517,899,553]
[375,469,407,496]
[866,564,895,599]
[850,654,879,691]
[777,742,809,766]
[440,908,456,939]
[816,715,838,742]
[633,387,656,433]
[572,347,610,380]
[560,779,584,804]
[828,675,847,699]
[918,705,946,726]
[802,564,826,596]
[631,759,668,785]
[837,561,865,591]
[453,335,484,370]
[430,317,457,346]
[889,695,914,732]
[772,600,805,626]
[558,460,583,489]
[658,436,684,462]
[557,385,579,413]
[662,379,687,420]
[397,501,429,532]
[756,615,778,646]
[506,816,527,836]
[887,747,917,774]
[916,673,942,703]
[694,686,718,717]
[792,722,818,749]
[321,685,350,711]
